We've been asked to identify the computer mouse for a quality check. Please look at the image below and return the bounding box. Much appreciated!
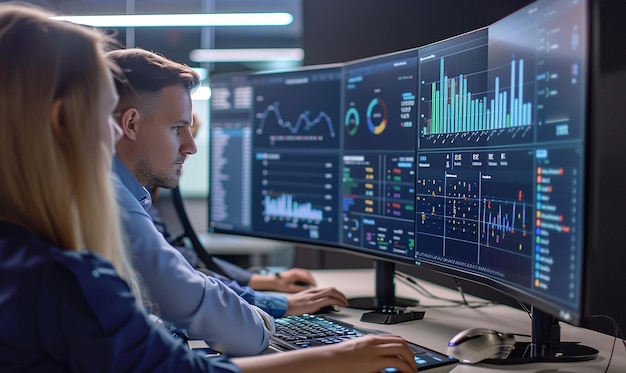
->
[446,327,516,364]
[313,305,338,314]
[294,280,312,287]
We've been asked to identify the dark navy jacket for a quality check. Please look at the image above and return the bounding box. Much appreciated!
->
[0,222,241,372]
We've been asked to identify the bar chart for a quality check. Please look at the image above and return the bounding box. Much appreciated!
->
[263,193,324,222]
[418,28,536,148]
[424,57,532,135]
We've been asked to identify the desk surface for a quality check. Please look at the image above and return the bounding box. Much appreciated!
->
[197,232,293,255]
[310,268,626,373]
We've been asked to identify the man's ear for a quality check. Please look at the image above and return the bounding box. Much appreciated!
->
[118,107,140,141]
[50,99,68,145]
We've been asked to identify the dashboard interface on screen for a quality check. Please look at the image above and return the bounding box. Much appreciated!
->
[250,67,343,246]
[209,0,589,323]
[414,0,588,322]
[209,66,344,247]
[208,73,255,234]
[341,49,419,263]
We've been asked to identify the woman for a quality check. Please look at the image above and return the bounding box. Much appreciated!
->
[0,3,417,372]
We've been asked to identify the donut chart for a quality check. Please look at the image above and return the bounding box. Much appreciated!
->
[366,98,388,135]
[344,107,360,136]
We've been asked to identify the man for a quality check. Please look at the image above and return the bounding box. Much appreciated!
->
[107,48,349,355]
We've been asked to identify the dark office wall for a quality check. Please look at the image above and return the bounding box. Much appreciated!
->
[302,0,533,66]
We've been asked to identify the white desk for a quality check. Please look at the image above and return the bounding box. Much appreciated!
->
[310,268,626,373]
[197,232,294,268]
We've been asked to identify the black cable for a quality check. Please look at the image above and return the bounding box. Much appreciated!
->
[394,271,493,309]
[170,186,230,278]
[397,270,624,371]
[588,314,626,373]
[452,277,469,306]
[509,296,532,318]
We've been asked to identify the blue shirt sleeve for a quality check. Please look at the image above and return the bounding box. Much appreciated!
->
[146,193,254,288]
[211,272,288,318]
[112,173,274,356]
[212,256,253,285]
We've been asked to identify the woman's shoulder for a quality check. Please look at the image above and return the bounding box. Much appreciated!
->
[0,221,125,308]
[0,220,112,273]
[0,221,139,328]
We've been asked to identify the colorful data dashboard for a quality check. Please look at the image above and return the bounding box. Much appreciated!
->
[209,0,589,325]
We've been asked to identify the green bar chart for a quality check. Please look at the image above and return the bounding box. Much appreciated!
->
[424,57,532,136]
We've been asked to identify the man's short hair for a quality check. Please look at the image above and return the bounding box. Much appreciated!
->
[106,48,200,105]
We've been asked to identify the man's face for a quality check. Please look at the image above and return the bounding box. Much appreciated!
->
[134,84,197,189]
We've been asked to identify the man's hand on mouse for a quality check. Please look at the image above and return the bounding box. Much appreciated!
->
[248,268,317,293]
[284,286,349,316]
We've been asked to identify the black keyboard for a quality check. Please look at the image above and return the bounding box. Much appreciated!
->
[270,314,457,371]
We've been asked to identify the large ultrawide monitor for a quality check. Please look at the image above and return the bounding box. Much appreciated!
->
[208,0,601,364]
[208,52,421,312]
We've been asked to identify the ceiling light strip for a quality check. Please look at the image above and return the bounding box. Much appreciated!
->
[51,13,294,27]
[190,48,304,62]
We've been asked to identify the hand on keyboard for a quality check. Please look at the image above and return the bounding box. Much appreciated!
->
[271,315,457,371]
[320,334,418,373]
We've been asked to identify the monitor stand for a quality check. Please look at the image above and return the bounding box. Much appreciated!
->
[484,307,598,364]
[348,260,422,324]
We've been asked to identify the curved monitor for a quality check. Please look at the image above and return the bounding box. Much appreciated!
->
[208,0,597,364]
[339,48,420,310]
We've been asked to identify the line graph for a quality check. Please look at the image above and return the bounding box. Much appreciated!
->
[256,101,336,139]
[480,195,528,248]
[252,68,341,150]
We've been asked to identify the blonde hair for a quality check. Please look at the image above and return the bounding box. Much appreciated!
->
[0,3,143,304]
